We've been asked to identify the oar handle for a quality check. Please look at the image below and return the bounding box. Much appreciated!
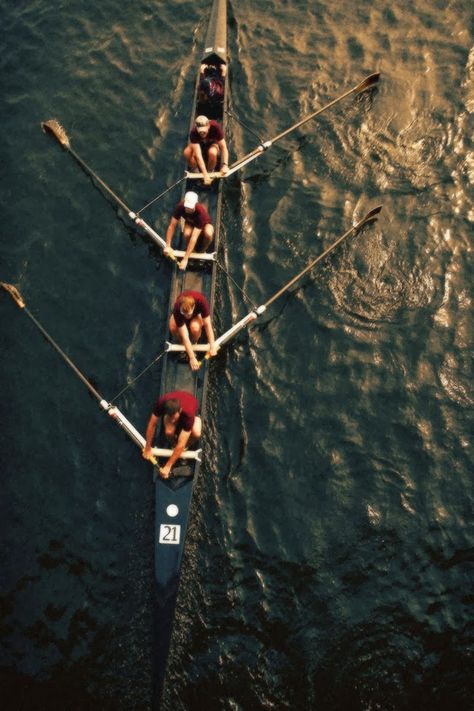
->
[196,348,219,369]
[162,247,178,263]
[142,448,158,466]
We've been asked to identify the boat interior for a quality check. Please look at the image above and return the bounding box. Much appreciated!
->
[156,51,228,482]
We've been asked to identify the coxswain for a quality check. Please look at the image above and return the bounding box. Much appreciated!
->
[183,115,229,185]
[142,390,201,479]
[164,191,214,270]
[170,290,217,371]
[198,62,227,104]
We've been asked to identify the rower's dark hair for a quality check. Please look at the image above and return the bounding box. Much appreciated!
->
[164,398,180,416]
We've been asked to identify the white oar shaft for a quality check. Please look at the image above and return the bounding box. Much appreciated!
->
[172,250,215,261]
[133,215,167,250]
[185,171,223,180]
[151,446,201,461]
[165,310,263,354]
[104,403,200,460]
[225,143,272,176]
[133,215,215,261]
[102,401,145,448]
[166,343,209,352]
[214,308,264,348]
[185,141,272,181]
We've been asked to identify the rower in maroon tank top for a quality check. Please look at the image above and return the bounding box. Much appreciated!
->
[170,290,217,371]
[164,191,214,271]
[183,115,229,185]
[142,390,201,479]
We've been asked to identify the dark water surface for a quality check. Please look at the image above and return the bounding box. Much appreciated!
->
[1,1,473,709]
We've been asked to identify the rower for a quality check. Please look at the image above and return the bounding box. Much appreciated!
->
[198,63,227,104]
[164,191,214,271]
[142,390,201,479]
[170,290,217,371]
[183,115,229,185]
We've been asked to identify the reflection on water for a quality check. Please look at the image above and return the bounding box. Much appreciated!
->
[1,0,473,709]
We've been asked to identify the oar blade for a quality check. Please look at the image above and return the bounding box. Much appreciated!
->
[355,72,380,95]
[41,119,71,150]
[1,281,25,308]
[364,204,383,221]
[356,205,383,231]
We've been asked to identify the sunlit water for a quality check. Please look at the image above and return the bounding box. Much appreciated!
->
[1,1,473,709]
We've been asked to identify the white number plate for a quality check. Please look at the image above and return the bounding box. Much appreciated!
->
[159,524,181,545]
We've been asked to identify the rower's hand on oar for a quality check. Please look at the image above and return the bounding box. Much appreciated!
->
[159,465,171,479]
[178,257,188,271]
[220,164,229,176]
[197,344,219,369]
[142,447,157,466]
[203,175,213,186]
[163,246,176,261]
[189,355,200,372]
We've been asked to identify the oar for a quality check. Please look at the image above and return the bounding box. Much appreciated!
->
[201,205,382,357]
[41,120,177,261]
[1,282,201,466]
[229,72,380,176]
[1,281,106,402]
[187,72,380,181]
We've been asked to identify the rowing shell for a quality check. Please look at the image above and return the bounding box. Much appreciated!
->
[152,0,228,704]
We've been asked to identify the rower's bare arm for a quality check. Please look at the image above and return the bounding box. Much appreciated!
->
[186,227,202,256]
[192,143,212,184]
[219,139,229,174]
[179,227,202,271]
[203,315,218,355]
[161,429,191,476]
[173,429,191,460]
[143,413,158,460]
[165,218,178,248]
[179,324,199,370]
[192,144,207,174]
